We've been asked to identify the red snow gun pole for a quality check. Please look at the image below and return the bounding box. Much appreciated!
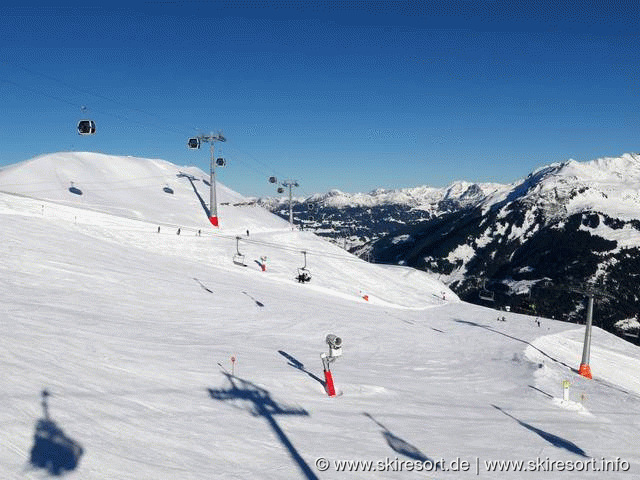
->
[321,334,342,397]
[322,356,336,397]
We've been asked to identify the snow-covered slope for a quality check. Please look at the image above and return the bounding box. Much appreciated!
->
[0,152,455,309]
[0,151,286,234]
[1,152,639,479]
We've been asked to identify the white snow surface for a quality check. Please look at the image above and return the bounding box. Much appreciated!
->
[1,152,639,479]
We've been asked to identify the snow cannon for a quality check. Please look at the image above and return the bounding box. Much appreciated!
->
[325,334,342,358]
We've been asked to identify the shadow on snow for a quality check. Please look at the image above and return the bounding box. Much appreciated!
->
[453,319,575,371]
[363,412,438,466]
[180,174,211,218]
[492,405,588,458]
[278,350,325,388]
[29,390,83,476]
[207,373,318,480]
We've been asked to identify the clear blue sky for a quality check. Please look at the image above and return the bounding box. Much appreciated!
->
[1,1,639,197]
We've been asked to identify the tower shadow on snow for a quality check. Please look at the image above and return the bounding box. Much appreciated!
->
[492,405,588,457]
[363,412,437,466]
[29,390,83,476]
[278,350,325,387]
[243,291,265,307]
[180,174,211,218]
[207,373,318,480]
[528,384,554,399]
[453,319,575,371]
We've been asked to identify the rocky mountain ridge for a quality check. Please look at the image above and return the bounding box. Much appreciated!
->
[260,153,640,339]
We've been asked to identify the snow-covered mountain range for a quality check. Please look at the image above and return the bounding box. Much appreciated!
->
[2,151,639,479]
[261,153,640,337]
[258,181,507,252]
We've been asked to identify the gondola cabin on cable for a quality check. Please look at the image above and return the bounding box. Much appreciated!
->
[216,157,226,167]
[268,176,278,184]
[277,187,284,194]
[77,120,96,136]
[187,137,200,149]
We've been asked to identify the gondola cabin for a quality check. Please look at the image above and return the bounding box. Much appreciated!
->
[77,120,96,136]
[187,138,200,149]
[216,157,226,167]
[269,176,278,184]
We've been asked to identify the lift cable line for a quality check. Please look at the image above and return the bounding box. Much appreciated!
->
[2,60,300,200]
[0,72,184,141]
[223,141,283,186]
[1,60,186,138]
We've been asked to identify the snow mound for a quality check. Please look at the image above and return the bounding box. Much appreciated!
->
[0,151,288,233]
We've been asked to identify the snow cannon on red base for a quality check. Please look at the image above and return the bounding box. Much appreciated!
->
[321,334,342,397]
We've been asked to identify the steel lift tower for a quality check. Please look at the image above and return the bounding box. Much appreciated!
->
[187,132,227,227]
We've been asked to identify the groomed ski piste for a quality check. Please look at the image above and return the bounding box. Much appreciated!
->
[0,152,639,479]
